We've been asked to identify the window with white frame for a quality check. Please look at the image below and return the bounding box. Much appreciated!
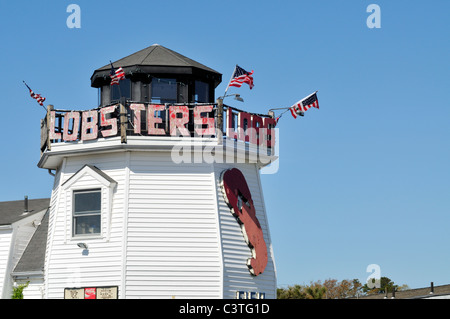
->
[73,189,102,236]
[62,165,116,241]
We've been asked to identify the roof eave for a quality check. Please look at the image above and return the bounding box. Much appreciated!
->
[12,270,44,278]
[91,65,222,88]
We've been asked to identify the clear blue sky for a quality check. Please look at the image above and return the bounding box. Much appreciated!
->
[1,0,449,290]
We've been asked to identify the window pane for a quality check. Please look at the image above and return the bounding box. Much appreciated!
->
[74,215,101,235]
[151,78,177,104]
[111,78,131,101]
[73,189,101,236]
[195,81,209,103]
[74,190,101,214]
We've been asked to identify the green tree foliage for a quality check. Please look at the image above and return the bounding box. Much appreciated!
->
[11,281,29,299]
[278,277,407,299]
[362,276,408,295]
[278,279,363,299]
[277,285,307,299]
[305,285,326,299]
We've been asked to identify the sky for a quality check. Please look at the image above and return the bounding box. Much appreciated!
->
[0,0,449,290]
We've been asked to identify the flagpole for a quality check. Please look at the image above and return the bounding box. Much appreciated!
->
[110,61,122,99]
[268,91,319,112]
[222,64,237,99]
[269,90,319,121]
[269,107,292,123]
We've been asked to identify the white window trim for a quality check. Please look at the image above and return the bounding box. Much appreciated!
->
[62,165,117,243]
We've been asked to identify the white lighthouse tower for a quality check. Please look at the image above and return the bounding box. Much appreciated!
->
[38,44,277,299]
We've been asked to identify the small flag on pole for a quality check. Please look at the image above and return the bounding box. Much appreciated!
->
[23,81,46,106]
[110,62,125,86]
[227,65,254,90]
[289,91,319,119]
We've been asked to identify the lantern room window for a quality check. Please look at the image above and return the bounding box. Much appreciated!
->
[194,80,209,103]
[151,78,177,104]
[73,189,101,236]
[111,78,131,102]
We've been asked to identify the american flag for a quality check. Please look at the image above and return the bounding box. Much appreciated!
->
[110,62,125,85]
[23,81,46,106]
[227,65,254,90]
[290,91,319,119]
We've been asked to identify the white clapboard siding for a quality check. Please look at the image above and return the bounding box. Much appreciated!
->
[17,278,44,299]
[44,148,276,299]
[43,167,61,299]
[214,163,277,299]
[45,153,126,299]
[126,152,222,298]
[0,229,13,298]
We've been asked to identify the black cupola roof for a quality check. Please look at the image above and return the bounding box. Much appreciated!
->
[90,44,222,88]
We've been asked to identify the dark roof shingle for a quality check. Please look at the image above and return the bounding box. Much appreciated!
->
[0,198,50,225]
[13,210,49,274]
[94,44,221,74]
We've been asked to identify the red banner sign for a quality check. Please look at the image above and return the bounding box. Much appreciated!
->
[48,103,276,148]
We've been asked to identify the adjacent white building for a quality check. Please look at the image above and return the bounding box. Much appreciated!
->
[0,198,48,299]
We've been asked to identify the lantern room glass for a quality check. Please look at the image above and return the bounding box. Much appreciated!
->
[151,78,177,104]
